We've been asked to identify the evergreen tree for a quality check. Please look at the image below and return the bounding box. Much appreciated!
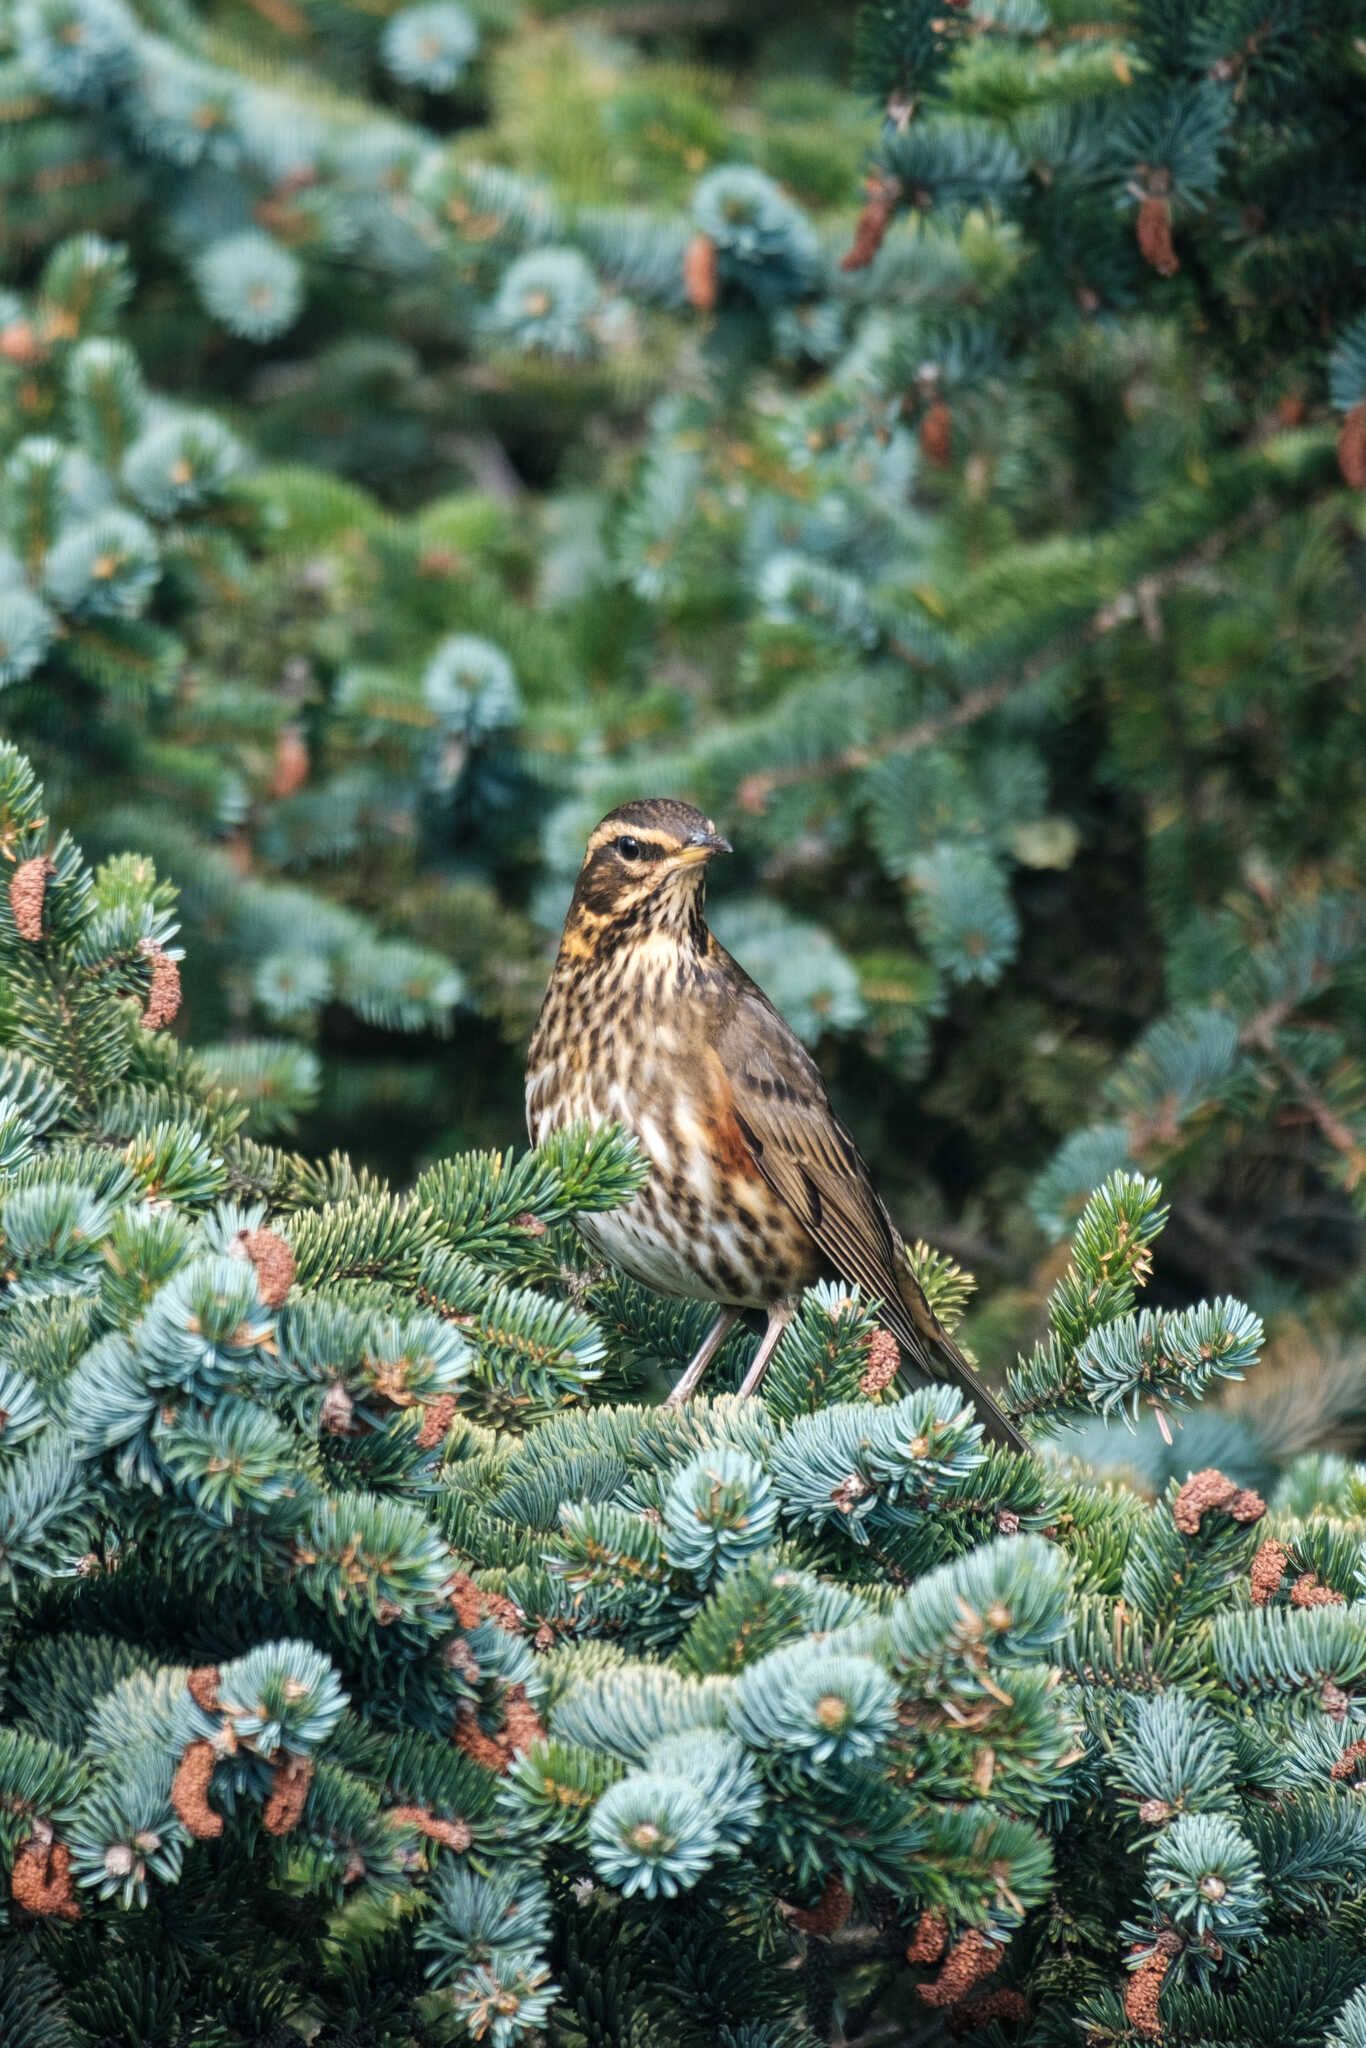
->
[0,232,549,1169]
[1,746,1365,2043]
[1,0,1361,1366]
[2,0,1365,2036]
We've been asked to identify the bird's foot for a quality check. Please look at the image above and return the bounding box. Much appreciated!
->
[736,1304,794,1399]
[664,1308,738,1406]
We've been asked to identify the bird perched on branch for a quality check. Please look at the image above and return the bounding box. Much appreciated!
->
[527,798,1027,1450]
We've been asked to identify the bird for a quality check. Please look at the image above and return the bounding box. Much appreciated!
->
[525,797,1027,1451]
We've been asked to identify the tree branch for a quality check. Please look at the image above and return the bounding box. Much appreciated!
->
[1244,1019,1366,1192]
[737,509,1271,814]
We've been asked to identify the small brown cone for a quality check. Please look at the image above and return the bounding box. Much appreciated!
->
[918,1927,1004,2008]
[683,233,718,313]
[841,175,900,273]
[0,320,43,366]
[9,856,52,942]
[788,1873,853,1935]
[453,1704,511,1772]
[172,1739,224,1839]
[859,1326,901,1397]
[187,1665,222,1713]
[1290,1571,1345,1609]
[1338,401,1366,489]
[10,1832,80,1920]
[1172,1468,1236,1534]
[388,1804,473,1853]
[417,1392,458,1449]
[234,1224,296,1310]
[1329,1738,1366,1783]
[449,1569,522,1634]
[139,941,182,1029]
[906,1907,949,1965]
[919,400,953,470]
[453,1682,544,1773]
[269,724,310,799]
[262,1753,314,1835]
[503,1683,545,1753]
[1136,195,1179,277]
[1124,1943,1173,2039]
[1248,1539,1287,1597]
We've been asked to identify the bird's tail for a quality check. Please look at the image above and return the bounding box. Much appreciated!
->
[886,1263,1029,1455]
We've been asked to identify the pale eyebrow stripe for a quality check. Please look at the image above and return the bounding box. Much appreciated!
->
[584,825,676,858]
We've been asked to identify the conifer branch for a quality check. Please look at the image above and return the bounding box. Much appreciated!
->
[738,504,1278,812]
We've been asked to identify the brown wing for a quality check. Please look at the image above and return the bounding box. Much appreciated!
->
[713,957,1027,1452]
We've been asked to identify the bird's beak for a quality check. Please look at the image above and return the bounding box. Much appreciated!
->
[676,825,732,866]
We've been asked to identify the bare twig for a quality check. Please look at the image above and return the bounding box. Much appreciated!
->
[1244,1019,1365,1191]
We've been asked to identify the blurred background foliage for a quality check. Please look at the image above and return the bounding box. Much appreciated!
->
[2,0,1364,1481]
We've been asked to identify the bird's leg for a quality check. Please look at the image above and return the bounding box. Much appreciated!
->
[665,1308,739,1406]
[736,1303,794,1399]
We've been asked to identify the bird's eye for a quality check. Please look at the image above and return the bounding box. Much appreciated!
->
[615,835,642,861]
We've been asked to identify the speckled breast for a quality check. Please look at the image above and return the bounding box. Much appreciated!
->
[526,959,819,1310]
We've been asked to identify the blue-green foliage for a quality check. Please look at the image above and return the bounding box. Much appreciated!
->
[694,166,820,307]
[0,589,57,686]
[0,743,1363,2039]
[193,231,303,343]
[14,0,135,100]
[1,0,1365,2031]
[382,2,479,94]
[486,249,604,359]
[0,243,484,1065]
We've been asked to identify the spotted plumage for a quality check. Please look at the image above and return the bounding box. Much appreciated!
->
[526,798,1026,1448]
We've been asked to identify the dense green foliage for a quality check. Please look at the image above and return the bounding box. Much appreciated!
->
[2,0,1366,2035]
[2,0,1362,1347]
[1,744,1364,2047]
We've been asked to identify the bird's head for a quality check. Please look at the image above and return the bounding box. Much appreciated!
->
[565,798,731,943]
